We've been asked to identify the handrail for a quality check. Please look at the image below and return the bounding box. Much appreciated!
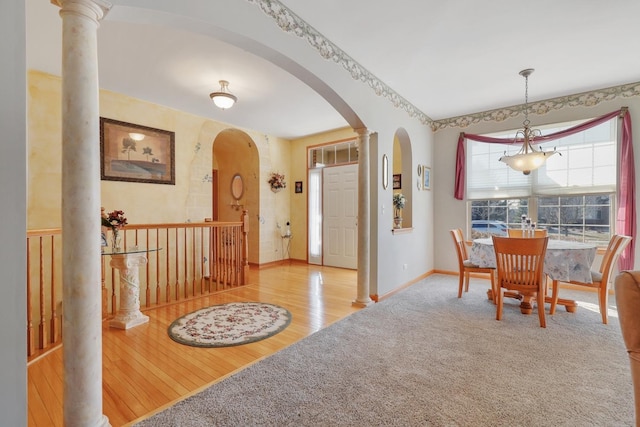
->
[26,212,249,360]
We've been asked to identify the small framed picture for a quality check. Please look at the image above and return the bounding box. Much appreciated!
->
[393,174,401,190]
[295,181,303,193]
[422,166,431,190]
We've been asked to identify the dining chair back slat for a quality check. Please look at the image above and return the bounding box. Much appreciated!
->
[492,236,549,327]
[450,229,496,301]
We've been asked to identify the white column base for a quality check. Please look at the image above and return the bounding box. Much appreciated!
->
[97,415,111,427]
[109,312,149,330]
[352,299,375,308]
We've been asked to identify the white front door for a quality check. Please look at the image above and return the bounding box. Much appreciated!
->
[323,164,358,269]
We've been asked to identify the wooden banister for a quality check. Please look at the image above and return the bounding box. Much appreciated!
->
[26,217,249,361]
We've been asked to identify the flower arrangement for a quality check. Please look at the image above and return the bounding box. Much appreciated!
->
[268,172,287,191]
[101,208,127,251]
[101,209,128,230]
[393,193,406,218]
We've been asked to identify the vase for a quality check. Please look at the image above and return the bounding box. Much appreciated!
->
[111,229,122,252]
[394,217,403,229]
[271,187,282,193]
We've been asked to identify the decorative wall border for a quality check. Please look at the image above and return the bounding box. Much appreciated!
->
[247,0,433,127]
[248,1,640,133]
[431,81,640,132]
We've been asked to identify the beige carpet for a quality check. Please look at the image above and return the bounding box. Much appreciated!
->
[135,274,634,426]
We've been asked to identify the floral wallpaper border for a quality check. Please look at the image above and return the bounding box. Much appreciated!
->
[247,0,432,127]
[431,81,640,132]
[247,0,640,133]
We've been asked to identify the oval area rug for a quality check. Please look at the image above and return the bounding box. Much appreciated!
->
[168,302,292,348]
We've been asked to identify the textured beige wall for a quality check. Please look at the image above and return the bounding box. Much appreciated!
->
[27,70,291,265]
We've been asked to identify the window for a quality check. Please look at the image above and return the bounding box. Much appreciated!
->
[309,140,357,168]
[467,117,617,246]
[470,199,527,239]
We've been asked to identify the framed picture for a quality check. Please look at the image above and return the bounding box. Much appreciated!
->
[422,166,431,190]
[393,174,402,190]
[100,117,175,185]
[295,181,303,193]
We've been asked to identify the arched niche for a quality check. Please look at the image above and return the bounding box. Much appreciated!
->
[213,129,259,263]
[392,128,413,229]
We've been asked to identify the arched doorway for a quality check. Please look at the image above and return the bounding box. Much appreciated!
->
[212,129,260,264]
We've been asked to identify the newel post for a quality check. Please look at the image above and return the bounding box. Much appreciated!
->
[241,210,249,284]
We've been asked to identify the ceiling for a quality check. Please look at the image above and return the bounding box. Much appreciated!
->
[26,0,640,139]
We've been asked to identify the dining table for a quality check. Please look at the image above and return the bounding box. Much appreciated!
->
[469,237,598,314]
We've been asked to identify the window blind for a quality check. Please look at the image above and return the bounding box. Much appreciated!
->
[466,118,617,200]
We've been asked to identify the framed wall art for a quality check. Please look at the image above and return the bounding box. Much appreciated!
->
[393,174,402,190]
[422,166,431,190]
[100,117,175,185]
[295,181,303,193]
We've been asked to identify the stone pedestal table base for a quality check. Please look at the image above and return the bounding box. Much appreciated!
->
[108,252,149,329]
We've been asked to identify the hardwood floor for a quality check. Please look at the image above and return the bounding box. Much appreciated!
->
[27,263,360,427]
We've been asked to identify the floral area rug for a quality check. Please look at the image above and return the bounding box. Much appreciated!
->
[167,302,292,348]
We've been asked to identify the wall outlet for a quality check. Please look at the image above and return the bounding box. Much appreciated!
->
[402,263,408,270]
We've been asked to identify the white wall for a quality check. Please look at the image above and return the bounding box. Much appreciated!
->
[373,121,433,297]
[433,98,640,274]
[0,0,27,424]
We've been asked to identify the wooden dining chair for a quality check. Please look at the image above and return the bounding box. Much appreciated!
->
[549,234,632,324]
[450,229,496,301]
[507,228,548,238]
[492,236,549,327]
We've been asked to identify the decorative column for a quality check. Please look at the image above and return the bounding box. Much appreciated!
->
[353,128,374,307]
[54,0,112,426]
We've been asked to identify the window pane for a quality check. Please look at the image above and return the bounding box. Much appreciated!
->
[466,117,616,245]
[469,198,526,239]
[534,120,616,195]
[536,194,611,245]
[466,139,531,199]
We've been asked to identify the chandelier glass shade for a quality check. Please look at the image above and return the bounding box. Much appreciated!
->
[209,80,237,110]
[499,69,559,175]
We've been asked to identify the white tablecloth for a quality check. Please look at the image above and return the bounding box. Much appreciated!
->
[469,238,598,284]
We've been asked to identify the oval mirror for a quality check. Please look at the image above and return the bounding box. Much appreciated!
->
[231,174,244,200]
[382,154,389,189]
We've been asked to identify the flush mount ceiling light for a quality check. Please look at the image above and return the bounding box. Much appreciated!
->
[499,69,560,175]
[128,132,145,141]
[209,80,237,110]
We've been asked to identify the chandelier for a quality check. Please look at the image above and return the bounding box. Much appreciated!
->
[209,80,237,110]
[499,69,559,175]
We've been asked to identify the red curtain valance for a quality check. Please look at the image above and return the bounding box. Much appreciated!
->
[454,109,635,270]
